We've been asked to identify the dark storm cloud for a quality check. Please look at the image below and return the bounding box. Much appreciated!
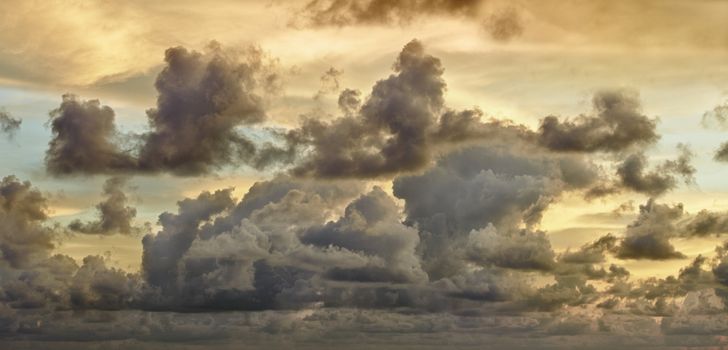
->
[45,43,278,176]
[537,89,659,153]
[68,177,146,235]
[0,110,21,139]
[45,94,137,175]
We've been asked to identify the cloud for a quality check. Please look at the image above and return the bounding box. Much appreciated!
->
[295,0,528,43]
[467,225,556,271]
[483,7,523,42]
[337,88,361,115]
[615,199,686,260]
[45,43,280,176]
[44,40,682,188]
[701,102,728,129]
[68,255,142,310]
[285,39,448,178]
[3,174,728,347]
[45,94,137,175]
[314,66,343,100]
[392,143,597,278]
[537,89,659,153]
[137,43,273,175]
[0,110,21,140]
[586,144,695,198]
[706,101,728,165]
[301,187,427,283]
[295,0,484,27]
[714,141,728,162]
[0,176,55,268]
[68,177,147,235]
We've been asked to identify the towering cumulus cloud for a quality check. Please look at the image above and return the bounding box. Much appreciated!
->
[137,43,268,175]
[288,40,446,177]
[393,144,598,278]
[46,43,275,176]
[280,40,535,178]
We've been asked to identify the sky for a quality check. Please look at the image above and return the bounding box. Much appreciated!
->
[2,0,728,348]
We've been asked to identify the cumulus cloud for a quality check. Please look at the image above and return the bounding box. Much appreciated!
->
[68,177,147,235]
[393,143,597,278]
[0,176,54,268]
[301,187,427,283]
[537,89,659,153]
[46,43,279,176]
[0,110,21,140]
[45,40,683,188]
[45,94,137,175]
[585,144,695,199]
[467,225,556,271]
[0,176,143,316]
[615,199,686,260]
[3,173,728,347]
[285,40,448,178]
[137,43,272,175]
